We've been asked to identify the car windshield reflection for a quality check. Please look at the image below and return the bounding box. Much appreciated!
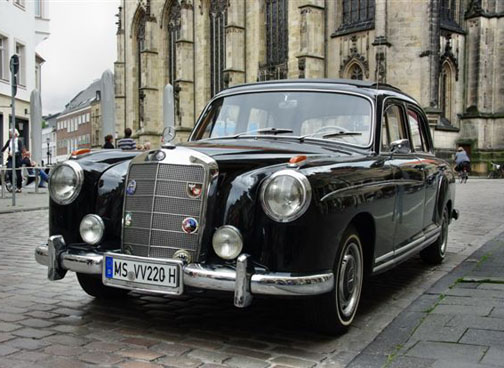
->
[193,92,373,146]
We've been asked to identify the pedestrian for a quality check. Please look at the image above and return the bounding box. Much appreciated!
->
[1,129,24,193]
[103,134,115,149]
[21,151,49,188]
[117,128,137,150]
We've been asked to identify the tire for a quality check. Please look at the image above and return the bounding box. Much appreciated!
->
[421,206,449,265]
[77,273,129,299]
[309,226,364,334]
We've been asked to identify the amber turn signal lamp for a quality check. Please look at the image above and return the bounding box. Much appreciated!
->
[71,148,91,156]
[289,155,307,164]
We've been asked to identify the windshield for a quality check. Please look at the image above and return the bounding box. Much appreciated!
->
[192,91,373,146]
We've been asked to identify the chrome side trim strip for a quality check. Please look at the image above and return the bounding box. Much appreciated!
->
[373,227,442,273]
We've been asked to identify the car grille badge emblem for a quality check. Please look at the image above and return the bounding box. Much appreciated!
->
[182,217,198,234]
[187,183,202,198]
[126,180,137,195]
[124,212,133,227]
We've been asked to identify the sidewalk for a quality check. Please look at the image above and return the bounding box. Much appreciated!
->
[349,230,504,368]
[0,184,49,213]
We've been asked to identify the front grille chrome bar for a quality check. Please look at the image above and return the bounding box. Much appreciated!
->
[121,147,218,261]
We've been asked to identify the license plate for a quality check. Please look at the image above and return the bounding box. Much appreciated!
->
[102,253,183,295]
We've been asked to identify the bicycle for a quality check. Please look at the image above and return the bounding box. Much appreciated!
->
[488,162,504,179]
[455,161,470,184]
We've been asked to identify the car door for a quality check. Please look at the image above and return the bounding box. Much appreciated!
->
[381,102,425,251]
[405,106,441,232]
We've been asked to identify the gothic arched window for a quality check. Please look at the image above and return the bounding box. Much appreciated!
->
[167,1,181,86]
[136,11,146,127]
[260,0,288,80]
[342,0,375,26]
[349,63,364,80]
[440,62,454,122]
[210,0,227,96]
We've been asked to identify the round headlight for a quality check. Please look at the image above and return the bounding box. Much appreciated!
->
[212,225,243,260]
[260,170,311,222]
[49,161,84,205]
[79,214,105,245]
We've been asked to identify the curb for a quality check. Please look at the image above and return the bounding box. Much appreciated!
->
[348,229,504,368]
[0,206,49,214]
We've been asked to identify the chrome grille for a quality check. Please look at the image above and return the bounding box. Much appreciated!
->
[122,161,206,260]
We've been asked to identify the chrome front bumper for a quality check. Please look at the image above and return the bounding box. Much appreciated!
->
[35,235,334,308]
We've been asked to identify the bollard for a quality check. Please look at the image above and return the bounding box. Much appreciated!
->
[35,168,40,194]
[1,169,5,199]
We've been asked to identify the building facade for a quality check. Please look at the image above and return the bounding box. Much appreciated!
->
[115,0,504,173]
[41,112,58,165]
[55,80,101,161]
[0,0,50,162]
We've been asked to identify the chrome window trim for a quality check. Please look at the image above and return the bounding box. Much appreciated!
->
[189,88,376,150]
[49,160,84,205]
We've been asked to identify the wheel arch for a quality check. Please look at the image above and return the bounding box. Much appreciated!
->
[350,212,375,277]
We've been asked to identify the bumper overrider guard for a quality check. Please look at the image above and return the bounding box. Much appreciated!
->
[35,235,335,308]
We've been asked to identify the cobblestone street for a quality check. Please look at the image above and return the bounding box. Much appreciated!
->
[0,179,503,368]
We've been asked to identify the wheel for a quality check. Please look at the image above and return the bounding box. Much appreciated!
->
[309,226,364,334]
[421,206,449,265]
[76,273,129,298]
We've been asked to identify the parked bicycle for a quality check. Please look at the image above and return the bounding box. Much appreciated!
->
[488,162,504,179]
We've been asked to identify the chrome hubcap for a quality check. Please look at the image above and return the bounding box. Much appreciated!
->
[338,240,362,319]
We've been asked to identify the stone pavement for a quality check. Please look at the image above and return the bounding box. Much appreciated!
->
[349,185,504,367]
[0,178,502,367]
[0,184,48,214]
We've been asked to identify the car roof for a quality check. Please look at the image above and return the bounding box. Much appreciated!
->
[216,78,418,105]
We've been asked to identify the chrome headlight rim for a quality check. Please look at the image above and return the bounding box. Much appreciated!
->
[49,160,84,205]
[260,169,312,223]
[79,214,105,245]
[212,225,244,260]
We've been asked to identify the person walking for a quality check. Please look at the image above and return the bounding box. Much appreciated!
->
[1,129,24,192]
[117,128,136,150]
[103,134,115,149]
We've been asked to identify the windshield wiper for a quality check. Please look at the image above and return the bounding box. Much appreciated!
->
[199,127,294,141]
[322,132,362,139]
[235,127,293,137]
[298,131,362,142]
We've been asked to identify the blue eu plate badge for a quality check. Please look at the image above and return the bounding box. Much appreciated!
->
[105,256,113,278]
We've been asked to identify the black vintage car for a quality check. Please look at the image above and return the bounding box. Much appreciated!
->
[35,79,458,333]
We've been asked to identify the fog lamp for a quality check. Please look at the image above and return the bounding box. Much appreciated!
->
[79,214,104,245]
[212,225,243,260]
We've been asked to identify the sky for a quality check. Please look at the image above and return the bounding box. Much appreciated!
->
[37,0,120,115]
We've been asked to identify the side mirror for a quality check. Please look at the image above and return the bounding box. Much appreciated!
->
[390,139,411,154]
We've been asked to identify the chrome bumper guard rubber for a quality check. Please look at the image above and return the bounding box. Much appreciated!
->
[35,235,334,308]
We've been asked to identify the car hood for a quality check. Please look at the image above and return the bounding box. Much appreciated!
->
[180,138,360,167]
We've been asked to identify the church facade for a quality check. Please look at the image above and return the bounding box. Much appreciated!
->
[114,0,504,174]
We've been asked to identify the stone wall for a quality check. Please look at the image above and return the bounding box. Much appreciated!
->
[115,0,504,172]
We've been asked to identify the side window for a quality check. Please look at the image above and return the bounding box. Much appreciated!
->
[406,109,426,152]
[382,104,406,151]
